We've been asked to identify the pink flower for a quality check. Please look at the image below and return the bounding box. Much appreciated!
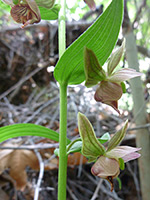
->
[78,114,141,191]
[84,40,142,113]
[91,146,141,191]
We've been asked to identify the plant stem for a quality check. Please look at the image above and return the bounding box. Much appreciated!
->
[58,0,67,199]
[58,0,66,58]
[58,83,68,200]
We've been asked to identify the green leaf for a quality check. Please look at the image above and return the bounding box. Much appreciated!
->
[98,132,111,144]
[107,120,128,152]
[78,112,105,161]
[54,0,123,85]
[39,4,61,20]
[84,47,106,87]
[0,123,71,144]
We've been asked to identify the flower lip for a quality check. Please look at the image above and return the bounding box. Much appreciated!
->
[91,156,120,179]
[94,81,123,114]
[91,156,120,191]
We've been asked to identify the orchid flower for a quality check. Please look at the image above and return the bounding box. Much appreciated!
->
[1,0,55,28]
[84,40,142,113]
[78,112,141,191]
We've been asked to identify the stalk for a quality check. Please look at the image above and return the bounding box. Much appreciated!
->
[58,0,66,57]
[58,0,67,199]
[58,83,68,200]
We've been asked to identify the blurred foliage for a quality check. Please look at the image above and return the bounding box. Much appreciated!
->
[0,1,10,16]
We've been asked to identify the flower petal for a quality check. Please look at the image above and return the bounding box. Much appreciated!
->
[122,152,141,163]
[106,146,141,161]
[26,0,41,21]
[108,68,142,82]
[91,156,120,178]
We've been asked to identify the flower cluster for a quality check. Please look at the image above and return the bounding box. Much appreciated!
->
[78,112,141,191]
[84,40,142,113]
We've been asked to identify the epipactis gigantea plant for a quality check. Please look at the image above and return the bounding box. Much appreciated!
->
[84,40,142,113]
[2,0,55,28]
[78,112,141,191]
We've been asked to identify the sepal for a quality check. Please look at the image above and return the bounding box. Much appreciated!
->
[108,68,142,82]
[84,47,106,88]
[107,39,125,76]
[107,120,128,152]
[78,112,105,161]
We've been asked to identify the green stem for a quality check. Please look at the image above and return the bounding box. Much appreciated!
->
[58,83,68,200]
[58,0,66,58]
[58,0,67,199]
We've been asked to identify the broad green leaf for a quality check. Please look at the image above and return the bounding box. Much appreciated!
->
[54,0,123,85]
[0,123,71,144]
[107,120,128,152]
[84,47,106,87]
[78,112,105,161]
[39,4,60,20]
